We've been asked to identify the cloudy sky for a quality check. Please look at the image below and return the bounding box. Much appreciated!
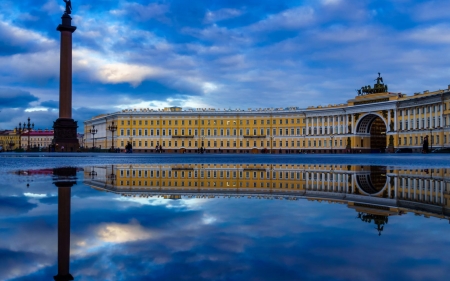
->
[0,0,449,132]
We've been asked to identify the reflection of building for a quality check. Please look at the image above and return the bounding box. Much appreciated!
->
[20,129,54,149]
[84,164,450,231]
[84,77,450,153]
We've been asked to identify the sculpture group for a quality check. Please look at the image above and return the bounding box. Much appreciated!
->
[357,73,388,96]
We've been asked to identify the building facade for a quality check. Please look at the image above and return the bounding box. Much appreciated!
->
[20,129,54,150]
[84,78,450,153]
[0,130,20,151]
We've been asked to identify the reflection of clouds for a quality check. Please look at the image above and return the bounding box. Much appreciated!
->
[1,175,450,280]
[97,219,153,243]
[23,192,47,198]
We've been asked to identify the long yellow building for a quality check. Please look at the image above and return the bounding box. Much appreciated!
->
[84,76,450,153]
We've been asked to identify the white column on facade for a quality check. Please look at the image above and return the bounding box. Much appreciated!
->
[388,111,391,132]
[306,118,309,135]
[394,110,398,131]
[405,108,413,130]
[413,107,416,130]
[322,118,325,136]
[425,180,429,202]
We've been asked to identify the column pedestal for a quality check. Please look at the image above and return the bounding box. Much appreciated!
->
[53,118,79,152]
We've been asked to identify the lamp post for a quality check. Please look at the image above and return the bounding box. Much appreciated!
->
[330,134,335,154]
[107,121,117,151]
[8,140,14,152]
[89,125,97,149]
[16,117,34,151]
[201,136,205,153]
[270,136,274,154]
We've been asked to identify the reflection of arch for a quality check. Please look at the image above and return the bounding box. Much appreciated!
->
[355,166,388,196]
[356,113,387,134]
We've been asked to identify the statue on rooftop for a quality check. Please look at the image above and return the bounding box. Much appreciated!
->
[375,72,384,85]
[63,0,72,15]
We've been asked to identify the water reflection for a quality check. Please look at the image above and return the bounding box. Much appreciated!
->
[53,167,76,281]
[4,164,450,280]
[83,164,450,236]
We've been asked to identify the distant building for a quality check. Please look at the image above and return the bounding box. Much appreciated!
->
[0,130,20,151]
[21,129,54,149]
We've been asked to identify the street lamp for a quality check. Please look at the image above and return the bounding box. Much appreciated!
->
[429,127,442,151]
[8,140,14,152]
[16,117,34,151]
[201,136,205,153]
[107,121,117,151]
[89,125,97,149]
[330,134,335,154]
[269,136,274,154]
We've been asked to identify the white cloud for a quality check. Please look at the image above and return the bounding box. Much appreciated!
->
[204,8,243,23]
[248,6,315,32]
[404,24,450,44]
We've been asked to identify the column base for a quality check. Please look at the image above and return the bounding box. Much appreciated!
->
[54,274,74,281]
[53,118,79,152]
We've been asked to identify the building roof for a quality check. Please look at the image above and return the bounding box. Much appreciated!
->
[21,130,54,137]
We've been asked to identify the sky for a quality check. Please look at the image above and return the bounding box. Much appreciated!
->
[0,0,450,132]
[1,166,450,281]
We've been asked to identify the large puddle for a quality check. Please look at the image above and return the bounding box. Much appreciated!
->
[2,163,450,280]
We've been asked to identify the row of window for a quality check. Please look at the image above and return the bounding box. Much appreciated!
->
[119,139,345,148]
[398,134,450,145]
[399,117,443,130]
[120,118,304,127]
[119,169,349,181]
[120,128,311,136]
[399,104,444,116]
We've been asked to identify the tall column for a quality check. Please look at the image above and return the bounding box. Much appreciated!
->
[53,10,79,152]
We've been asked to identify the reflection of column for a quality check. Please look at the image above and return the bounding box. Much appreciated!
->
[419,180,423,201]
[394,177,398,199]
[53,168,76,281]
[413,179,417,200]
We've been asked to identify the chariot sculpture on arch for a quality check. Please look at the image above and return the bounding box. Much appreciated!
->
[63,0,72,15]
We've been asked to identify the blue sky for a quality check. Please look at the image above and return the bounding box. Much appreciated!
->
[0,0,450,131]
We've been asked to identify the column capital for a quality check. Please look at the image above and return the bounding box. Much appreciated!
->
[57,14,77,33]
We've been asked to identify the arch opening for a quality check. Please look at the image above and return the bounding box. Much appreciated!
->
[356,114,387,152]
